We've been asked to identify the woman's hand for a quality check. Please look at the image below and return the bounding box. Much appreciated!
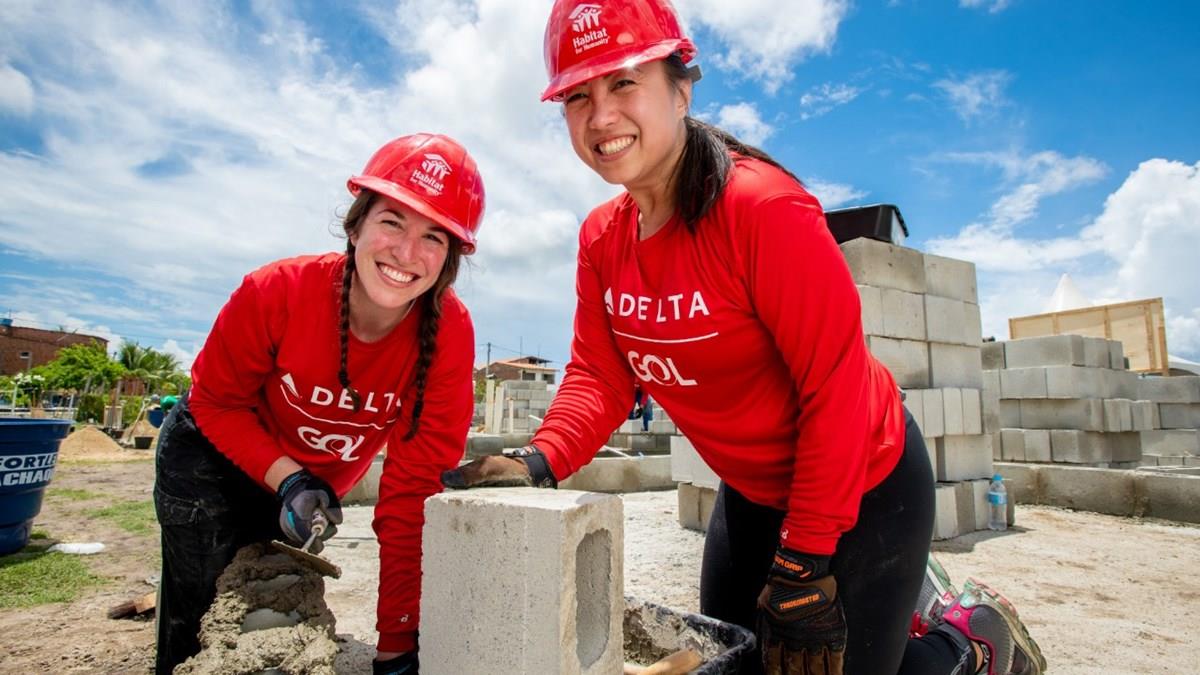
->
[440,446,556,489]
[757,548,846,675]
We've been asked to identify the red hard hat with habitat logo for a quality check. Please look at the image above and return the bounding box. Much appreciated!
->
[347,133,485,254]
[541,0,697,102]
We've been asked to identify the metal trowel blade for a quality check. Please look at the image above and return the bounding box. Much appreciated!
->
[271,539,343,578]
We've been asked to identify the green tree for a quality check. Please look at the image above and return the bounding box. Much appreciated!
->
[39,341,125,392]
[117,341,182,395]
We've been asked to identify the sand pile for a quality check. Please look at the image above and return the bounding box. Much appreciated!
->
[121,418,160,447]
[175,543,340,675]
[58,425,150,462]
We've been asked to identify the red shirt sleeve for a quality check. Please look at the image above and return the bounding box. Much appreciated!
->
[372,300,475,652]
[531,224,636,480]
[188,271,288,485]
[738,193,875,555]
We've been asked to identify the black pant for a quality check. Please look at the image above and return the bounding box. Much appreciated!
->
[153,398,281,674]
[700,409,969,675]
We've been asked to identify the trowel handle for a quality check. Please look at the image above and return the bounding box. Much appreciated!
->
[311,509,329,538]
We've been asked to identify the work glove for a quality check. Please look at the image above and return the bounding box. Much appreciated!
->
[373,651,418,674]
[277,469,343,552]
[440,445,557,489]
[757,548,846,675]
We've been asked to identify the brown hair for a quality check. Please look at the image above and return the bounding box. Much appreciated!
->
[662,54,800,230]
[337,190,464,440]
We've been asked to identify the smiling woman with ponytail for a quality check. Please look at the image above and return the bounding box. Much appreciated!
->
[153,133,484,675]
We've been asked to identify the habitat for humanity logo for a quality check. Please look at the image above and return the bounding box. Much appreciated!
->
[412,153,452,195]
[569,4,608,54]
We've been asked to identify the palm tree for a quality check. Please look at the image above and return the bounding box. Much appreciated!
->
[118,341,182,395]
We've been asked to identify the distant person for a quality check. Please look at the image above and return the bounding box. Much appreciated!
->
[153,134,484,675]
[640,393,654,432]
[443,2,1044,675]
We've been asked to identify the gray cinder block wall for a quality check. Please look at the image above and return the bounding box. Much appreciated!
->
[420,489,624,675]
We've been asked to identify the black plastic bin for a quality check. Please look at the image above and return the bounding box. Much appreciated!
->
[824,203,908,246]
[624,596,755,674]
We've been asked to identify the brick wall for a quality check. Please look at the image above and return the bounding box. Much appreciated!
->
[0,325,109,376]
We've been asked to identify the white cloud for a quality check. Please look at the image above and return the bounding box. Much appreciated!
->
[960,0,1013,13]
[679,0,851,94]
[713,103,773,145]
[0,61,34,116]
[933,70,1011,121]
[805,179,868,209]
[927,158,1200,359]
[799,82,861,120]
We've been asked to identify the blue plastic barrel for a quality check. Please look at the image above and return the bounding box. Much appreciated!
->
[148,408,165,428]
[0,419,72,554]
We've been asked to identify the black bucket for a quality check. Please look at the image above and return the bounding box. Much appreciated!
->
[0,419,71,554]
[624,596,755,674]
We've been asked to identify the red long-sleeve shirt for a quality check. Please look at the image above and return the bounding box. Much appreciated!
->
[533,157,906,556]
[188,253,473,652]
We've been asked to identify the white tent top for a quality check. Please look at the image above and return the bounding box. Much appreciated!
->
[1044,273,1092,313]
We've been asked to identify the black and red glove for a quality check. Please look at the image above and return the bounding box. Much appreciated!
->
[440,445,557,490]
[757,548,846,675]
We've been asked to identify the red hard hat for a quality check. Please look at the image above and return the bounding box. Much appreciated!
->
[541,0,696,102]
[347,133,485,254]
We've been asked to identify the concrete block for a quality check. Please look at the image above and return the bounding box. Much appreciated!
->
[840,238,927,294]
[343,455,384,505]
[698,485,716,531]
[560,456,674,493]
[924,437,939,481]
[955,481,976,536]
[1003,335,1086,369]
[1138,376,1200,403]
[923,389,945,438]
[964,302,983,344]
[1000,429,1026,462]
[943,387,964,436]
[501,432,535,448]
[1043,366,1102,399]
[670,435,719,489]
[1019,399,1105,431]
[1105,369,1140,399]
[929,343,983,389]
[466,433,504,458]
[1109,432,1143,463]
[1102,399,1134,433]
[1082,337,1111,368]
[906,390,925,431]
[1109,341,1125,370]
[933,484,959,540]
[962,388,983,435]
[924,295,966,345]
[970,479,991,531]
[1141,473,1200,524]
[867,336,930,389]
[856,284,884,336]
[1158,403,1200,429]
[1050,430,1113,464]
[1132,400,1157,431]
[991,431,1002,461]
[1139,430,1200,457]
[882,288,927,340]
[1024,429,1052,462]
[982,371,1001,433]
[649,420,677,434]
[936,435,993,481]
[923,253,978,303]
[1000,368,1048,399]
[999,400,1021,428]
[1039,465,1138,517]
[421,489,623,674]
[981,341,1006,371]
[995,463,1040,511]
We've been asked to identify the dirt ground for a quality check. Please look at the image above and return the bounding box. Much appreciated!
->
[2,446,1197,674]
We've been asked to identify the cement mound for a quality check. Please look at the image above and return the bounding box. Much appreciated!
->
[176,544,339,675]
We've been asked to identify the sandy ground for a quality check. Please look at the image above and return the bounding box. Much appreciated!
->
[2,450,1197,673]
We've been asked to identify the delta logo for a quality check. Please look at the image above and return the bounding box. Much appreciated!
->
[569,3,608,54]
[412,153,452,195]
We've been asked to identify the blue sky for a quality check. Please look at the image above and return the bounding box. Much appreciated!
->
[1,0,1198,371]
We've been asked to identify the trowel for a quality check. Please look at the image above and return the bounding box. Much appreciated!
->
[271,509,343,578]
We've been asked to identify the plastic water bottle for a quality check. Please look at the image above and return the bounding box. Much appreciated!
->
[987,474,1007,531]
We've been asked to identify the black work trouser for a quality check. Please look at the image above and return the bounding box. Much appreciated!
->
[700,408,970,675]
[153,398,281,674]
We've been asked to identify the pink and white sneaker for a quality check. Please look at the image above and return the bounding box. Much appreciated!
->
[911,553,958,637]
[942,579,1047,675]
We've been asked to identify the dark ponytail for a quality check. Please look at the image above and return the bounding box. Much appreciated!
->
[663,54,801,230]
[402,240,462,441]
[335,192,377,411]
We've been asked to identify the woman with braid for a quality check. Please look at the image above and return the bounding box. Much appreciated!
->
[154,133,483,675]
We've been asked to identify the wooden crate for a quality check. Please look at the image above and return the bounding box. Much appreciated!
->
[1009,298,1168,375]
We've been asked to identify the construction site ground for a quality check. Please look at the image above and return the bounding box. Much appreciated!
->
[2,452,1196,674]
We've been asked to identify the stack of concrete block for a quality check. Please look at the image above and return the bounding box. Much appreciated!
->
[1137,376,1200,467]
[607,415,678,454]
[843,239,994,539]
[983,335,1158,468]
[493,380,555,433]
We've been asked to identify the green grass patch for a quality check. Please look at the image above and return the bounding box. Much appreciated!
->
[88,499,158,536]
[0,550,107,608]
[47,487,104,501]
[30,530,48,540]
